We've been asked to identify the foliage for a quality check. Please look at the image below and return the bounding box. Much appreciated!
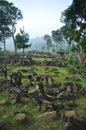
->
[60,0,86,68]
[52,29,63,43]
[0,0,23,53]
[52,29,64,51]
[61,0,86,47]
[15,28,31,55]
[0,1,12,54]
[43,34,52,51]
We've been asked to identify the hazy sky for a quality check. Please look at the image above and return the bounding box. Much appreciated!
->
[8,0,72,38]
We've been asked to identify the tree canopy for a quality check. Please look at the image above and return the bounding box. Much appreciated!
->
[0,0,23,53]
[60,0,86,68]
[15,28,31,55]
[52,29,64,51]
[43,34,52,51]
[61,0,86,48]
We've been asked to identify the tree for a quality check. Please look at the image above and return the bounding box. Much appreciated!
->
[52,29,64,51]
[43,34,52,52]
[60,26,74,58]
[15,28,31,55]
[0,27,11,55]
[60,0,86,68]
[0,3,12,55]
[0,0,23,53]
[42,45,46,52]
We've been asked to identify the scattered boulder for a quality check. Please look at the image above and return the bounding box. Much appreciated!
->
[0,120,7,130]
[57,92,73,100]
[62,116,86,130]
[70,116,86,130]
[19,96,30,103]
[15,113,26,121]
[8,87,21,103]
[29,89,41,105]
[38,111,57,120]
[42,100,51,111]
[47,87,59,96]
[65,110,76,119]
[65,100,75,107]
[0,100,7,105]
[80,103,86,111]
[62,122,75,130]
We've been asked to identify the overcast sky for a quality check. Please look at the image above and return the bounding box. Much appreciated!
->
[8,0,72,38]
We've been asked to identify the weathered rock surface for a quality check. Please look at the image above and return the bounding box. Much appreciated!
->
[38,111,57,120]
[15,113,26,121]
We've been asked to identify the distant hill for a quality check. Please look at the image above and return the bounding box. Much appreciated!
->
[3,36,67,52]
[6,38,14,51]
[29,37,46,51]
[5,36,46,51]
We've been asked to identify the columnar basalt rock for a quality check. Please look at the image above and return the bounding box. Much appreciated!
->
[27,74,33,85]
[44,75,49,86]
[36,75,42,82]
[47,76,53,86]
[47,87,59,96]
[15,113,26,122]
[36,82,45,96]
[28,89,41,105]
[61,116,86,130]
[9,71,22,87]
[0,121,8,130]
[8,87,21,103]
[2,65,7,79]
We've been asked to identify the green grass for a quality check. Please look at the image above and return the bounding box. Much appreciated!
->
[75,94,86,105]
[33,57,52,61]
[0,91,8,100]
[0,56,86,130]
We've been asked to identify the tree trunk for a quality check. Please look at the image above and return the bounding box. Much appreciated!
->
[23,48,24,55]
[12,34,17,54]
[56,44,58,52]
[77,45,86,70]
[68,43,72,60]
[3,39,6,56]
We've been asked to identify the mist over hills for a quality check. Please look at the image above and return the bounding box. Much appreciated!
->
[3,36,67,52]
[29,37,46,51]
[5,37,46,51]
